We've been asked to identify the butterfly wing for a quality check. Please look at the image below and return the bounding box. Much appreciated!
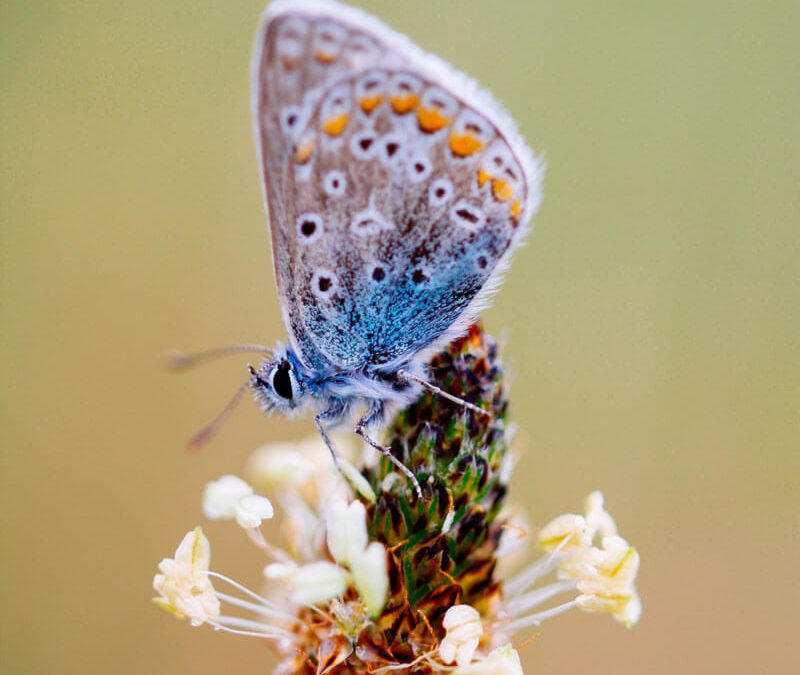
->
[253,0,542,372]
[253,0,410,370]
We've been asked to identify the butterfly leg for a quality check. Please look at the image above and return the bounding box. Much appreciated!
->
[314,402,347,470]
[355,402,423,499]
[396,369,492,419]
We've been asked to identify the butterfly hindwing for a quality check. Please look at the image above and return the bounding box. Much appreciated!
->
[254,1,541,371]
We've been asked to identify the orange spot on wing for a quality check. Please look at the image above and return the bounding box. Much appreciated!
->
[417,106,451,133]
[294,141,315,164]
[390,93,419,115]
[281,56,298,70]
[477,168,492,188]
[511,199,523,218]
[491,178,514,202]
[449,132,484,157]
[315,50,336,64]
[322,113,349,137]
[359,95,383,113]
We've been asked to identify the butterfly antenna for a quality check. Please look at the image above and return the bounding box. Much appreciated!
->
[166,344,274,371]
[187,379,251,451]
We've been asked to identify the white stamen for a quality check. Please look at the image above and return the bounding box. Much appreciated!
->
[373,650,434,672]
[504,548,564,597]
[326,500,369,567]
[206,571,288,615]
[501,599,578,633]
[504,579,576,617]
[235,494,275,529]
[208,621,286,640]
[215,592,299,624]
[203,475,253,520]
[243,526,291,561]
[439,604,483,666]
[214,615,294,640]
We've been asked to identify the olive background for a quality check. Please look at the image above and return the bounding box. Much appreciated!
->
[1,1,798,674]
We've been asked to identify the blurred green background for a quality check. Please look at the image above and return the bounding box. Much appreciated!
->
[1,1,798,673]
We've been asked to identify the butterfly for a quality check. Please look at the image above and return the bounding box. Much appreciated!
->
[172,0,542,497]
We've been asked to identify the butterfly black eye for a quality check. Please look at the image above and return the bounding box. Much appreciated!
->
[272,361,293,400]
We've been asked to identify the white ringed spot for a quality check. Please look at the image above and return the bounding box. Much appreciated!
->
[408,154,432,183]
[351,207,393,236]
[428,179,454,208]
[323,170,347,197]
[450,199,485,231]
[296,213,324,244]
[311,269,338,299]
[350,129,379,160]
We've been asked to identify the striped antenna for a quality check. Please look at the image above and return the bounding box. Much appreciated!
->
[166,344,273,371]
[187,379,252,451]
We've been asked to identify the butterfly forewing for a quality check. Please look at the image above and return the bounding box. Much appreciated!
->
[254,3,410,369]
[254,1,541,372]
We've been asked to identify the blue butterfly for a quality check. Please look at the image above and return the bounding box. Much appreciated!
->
[174,0,542,497]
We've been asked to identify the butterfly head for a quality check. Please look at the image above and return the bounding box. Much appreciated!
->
[249,347,308,416]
